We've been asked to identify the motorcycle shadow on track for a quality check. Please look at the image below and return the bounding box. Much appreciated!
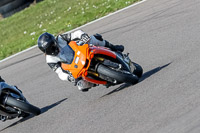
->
[0,98,67,132]
[101,63,171,97]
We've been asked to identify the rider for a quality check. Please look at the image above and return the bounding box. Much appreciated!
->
[37,30,124,92]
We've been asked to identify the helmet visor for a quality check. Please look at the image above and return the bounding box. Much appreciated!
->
[45,41,59,55]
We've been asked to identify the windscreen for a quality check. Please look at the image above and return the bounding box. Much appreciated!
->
[59,45,75,64]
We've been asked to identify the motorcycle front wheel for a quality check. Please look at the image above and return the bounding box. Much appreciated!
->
[132,62,143,78]
[5,96,41,115]
[97,64,139,84]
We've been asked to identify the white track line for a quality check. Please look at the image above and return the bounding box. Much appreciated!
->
[0,0,146,63]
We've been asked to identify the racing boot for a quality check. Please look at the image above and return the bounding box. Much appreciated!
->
[77,79,95,92]
[105,40,124,52]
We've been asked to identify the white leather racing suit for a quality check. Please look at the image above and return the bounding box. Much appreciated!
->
[46,30,107,91]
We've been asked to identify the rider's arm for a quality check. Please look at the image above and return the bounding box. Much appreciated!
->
[46,55,70,81]
[60,30,90,44]
[60,30,106,47]
[55,67,69,81]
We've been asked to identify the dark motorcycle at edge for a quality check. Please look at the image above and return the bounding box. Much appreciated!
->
[0,82,41,122]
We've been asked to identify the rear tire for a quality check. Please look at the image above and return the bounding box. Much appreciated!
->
[97,64,139,84]
[5,96,41,115]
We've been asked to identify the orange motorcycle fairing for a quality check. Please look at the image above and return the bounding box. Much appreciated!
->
[61,41,117,85]
[61,41,89,79]
[89,46,117,59]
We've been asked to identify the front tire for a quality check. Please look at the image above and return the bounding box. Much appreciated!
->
[97,64,139,84]
[5,96,41,115]
[132,62,143,78]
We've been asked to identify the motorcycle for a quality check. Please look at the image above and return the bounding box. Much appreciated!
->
[61,41,143,87]
[0,82,41,122]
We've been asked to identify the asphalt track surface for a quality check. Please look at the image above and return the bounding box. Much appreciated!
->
[1,0,200,132]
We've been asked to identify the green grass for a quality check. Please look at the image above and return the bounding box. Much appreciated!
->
[0,0,140,60]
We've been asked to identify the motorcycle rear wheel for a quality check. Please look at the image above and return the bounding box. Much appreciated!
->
[5,96,41,115]
[97,64,139,84]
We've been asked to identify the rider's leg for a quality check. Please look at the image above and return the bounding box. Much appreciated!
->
[89,34,124,52]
